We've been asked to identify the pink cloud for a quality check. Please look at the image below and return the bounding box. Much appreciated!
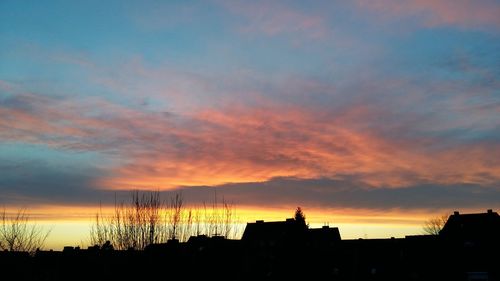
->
[2,55,499,191]
[220,0,329,39]
[3,82,500,191]
[98,103,500,190]
[357,0,500,29]
[0,80,15,91]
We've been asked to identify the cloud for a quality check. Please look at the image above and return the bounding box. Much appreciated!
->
[0,151,107,206]
[1,47,499,211]
[3,169,499,212]
[2,1,499,221]
[0,80,15,92]
[356,0,500,30]
[219,0,329,39]
[2,89,499,193]
[167,177,500,211]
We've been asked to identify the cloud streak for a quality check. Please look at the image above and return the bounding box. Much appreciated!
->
[357,0,500,30]
[171,177,500,211]
[220,0,329,39]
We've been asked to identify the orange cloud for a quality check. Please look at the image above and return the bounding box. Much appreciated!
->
[98,103,500,190]
[2,90,499,192]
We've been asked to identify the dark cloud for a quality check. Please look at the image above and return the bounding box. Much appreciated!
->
[0,157,110,206]
[155,177,500,211]
[3,165,500,212]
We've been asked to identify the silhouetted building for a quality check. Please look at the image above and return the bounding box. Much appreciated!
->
[242,218,307,246]
[309,225,341,246]
[1,210,499,281]
[440,209,500,243]
[242,218,340,246]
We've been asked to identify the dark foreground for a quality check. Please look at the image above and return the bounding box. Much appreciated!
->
[1,210,499,281]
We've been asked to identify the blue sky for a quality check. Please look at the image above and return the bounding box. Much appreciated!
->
[1,0,499,225]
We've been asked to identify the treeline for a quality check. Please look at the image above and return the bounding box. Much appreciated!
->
[90,191,240,250]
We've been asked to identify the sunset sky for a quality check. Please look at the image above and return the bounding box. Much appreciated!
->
[1,0,499,249]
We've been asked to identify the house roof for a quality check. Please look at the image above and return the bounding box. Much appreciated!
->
[439,209,500,240]
[309,226,341,241]
[242,218,341,244]
[242,218,307,243]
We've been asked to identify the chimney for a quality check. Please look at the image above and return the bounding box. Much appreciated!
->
[487,209,493,214]
[322,225,329,229]
[256,220,264,224]
[454,211,459,216]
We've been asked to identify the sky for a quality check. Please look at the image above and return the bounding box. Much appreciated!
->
[1,0,499,249]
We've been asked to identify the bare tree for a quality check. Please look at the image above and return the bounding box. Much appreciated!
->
[422,214,449,235]
[167,193,183,240]
[221,198,233,238]
[0,209,51,254]
[196,196,239,239]
[89,204,112,247]
[90,190,241,248]
[90,191,165,250]
[203,201,217,236]
[193,208,202,237]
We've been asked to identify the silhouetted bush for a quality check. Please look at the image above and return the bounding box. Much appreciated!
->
[90,191,240,250]
[0,208,51,254]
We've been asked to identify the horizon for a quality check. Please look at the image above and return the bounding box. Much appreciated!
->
[1,0,499,251]
[11,206,500,250]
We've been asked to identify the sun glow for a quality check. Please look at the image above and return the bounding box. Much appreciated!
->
[8,204,459,250]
